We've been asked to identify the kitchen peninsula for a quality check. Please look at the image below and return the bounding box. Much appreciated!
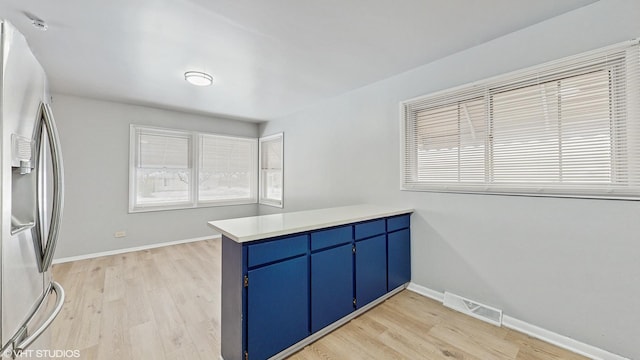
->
[209,204,413,360]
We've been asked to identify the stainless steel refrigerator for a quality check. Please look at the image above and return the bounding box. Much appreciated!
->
[0,20,65,358]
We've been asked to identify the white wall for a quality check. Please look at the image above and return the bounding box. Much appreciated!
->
[52,94,259,259]
[260,1,640,358]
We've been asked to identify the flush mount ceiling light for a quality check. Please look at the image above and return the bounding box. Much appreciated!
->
[184,71,213,86]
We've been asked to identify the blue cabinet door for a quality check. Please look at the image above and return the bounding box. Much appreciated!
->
[355,234,387,308]
[388,228,411,291]
[247,256,309,360]
[311,243,353,332]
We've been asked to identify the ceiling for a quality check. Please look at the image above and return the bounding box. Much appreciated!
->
[0,0,597,122]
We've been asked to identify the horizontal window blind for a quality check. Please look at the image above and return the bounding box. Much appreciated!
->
[129,125,258,212]
[138,132,190,169]
[134,128,192,207]
[199,134,257,203]
[402,39,640,199]
[261,138,283,171]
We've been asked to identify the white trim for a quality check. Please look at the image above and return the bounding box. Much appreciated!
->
[128,199,257,213]
[52,235,219,264]
[406,282,630,360]
[502,316,629,360]
[258,132,284,208]
[129,124,137,212]
[406,282,444,302]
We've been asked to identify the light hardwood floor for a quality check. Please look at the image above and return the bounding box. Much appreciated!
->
[51,239,587,360]
[51,239,220,359]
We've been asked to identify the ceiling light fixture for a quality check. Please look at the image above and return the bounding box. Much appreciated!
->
[184,71,213,86]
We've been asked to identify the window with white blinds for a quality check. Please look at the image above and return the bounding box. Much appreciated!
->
[402,40,640,199]
[199,134,257,204]
[130,125,257,212]
[132,127,192,208]
[259,133,284,207]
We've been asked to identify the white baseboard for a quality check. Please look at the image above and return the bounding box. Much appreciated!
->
[52,235,220,264]
[407,282,444,302]
[406,282,629,360]
[502,315,628,360]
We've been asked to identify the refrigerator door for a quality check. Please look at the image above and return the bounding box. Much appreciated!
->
[1,20,64,354]
[1,20,47,347]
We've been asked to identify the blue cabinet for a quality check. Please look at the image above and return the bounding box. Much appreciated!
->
[355,234,387,308]
[388,228,411,291]
[310,225,353,332]
[311,243,353,332]
[247,255,309,360]
[220,211,412,360]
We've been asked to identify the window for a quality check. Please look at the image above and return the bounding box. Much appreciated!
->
[130,125,257,212]
[402,40,640,199]
[199,134,257,204]
[131,127,192,209]
[259,133,284,207]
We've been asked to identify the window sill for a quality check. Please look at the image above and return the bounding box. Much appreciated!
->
[129,199,257,213]
[259,199,283,208]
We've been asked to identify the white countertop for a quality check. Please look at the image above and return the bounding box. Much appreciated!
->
[208,204,413,243]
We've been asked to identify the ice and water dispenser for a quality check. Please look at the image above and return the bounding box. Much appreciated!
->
[10,134,36,235]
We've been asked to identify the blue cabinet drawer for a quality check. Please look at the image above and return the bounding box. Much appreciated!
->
[247,234,308,268]
[354,219,385,240]
[387,214,410,232]
[311,226,352,251]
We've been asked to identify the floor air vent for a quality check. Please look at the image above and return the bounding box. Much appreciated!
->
[443,292,503,326]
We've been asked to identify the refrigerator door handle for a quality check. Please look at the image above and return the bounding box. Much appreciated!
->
[0,281,65,355]
[39,102,64,272]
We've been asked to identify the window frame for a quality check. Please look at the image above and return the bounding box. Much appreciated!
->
[129,125,258,212]
[259,132,284,208]
[400,39,640,200]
